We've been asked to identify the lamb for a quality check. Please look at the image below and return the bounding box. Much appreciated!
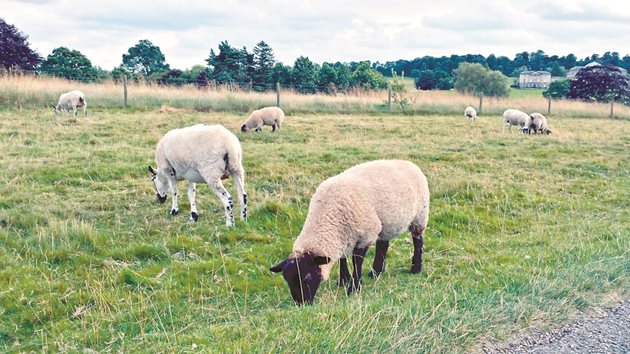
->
[524,112,552,135]
[240,106,284,132]
[270,159,430,305]
[501,109,531,134]
[53,90,87,117]
[464,106,477,122]
[148,124,247,226]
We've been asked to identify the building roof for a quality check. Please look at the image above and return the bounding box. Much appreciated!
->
[520,70,551,76]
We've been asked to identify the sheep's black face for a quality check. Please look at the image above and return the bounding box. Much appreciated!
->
[240,124,248,133]
[148,166,168,203]
[270,253,331,305]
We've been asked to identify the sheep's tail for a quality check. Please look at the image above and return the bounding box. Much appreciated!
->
[225,143,247,221]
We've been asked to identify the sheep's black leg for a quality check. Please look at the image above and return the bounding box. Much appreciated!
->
[348,245,370,295]
[272,124,276,132]
[369,240,390,278]
[410,224,425,274]
[337,257,351,286]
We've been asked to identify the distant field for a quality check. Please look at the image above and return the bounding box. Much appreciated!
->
[0,106,628,352]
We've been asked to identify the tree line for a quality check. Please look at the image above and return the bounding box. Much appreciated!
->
[1,17,629,105]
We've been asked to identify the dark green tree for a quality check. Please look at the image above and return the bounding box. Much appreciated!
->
[543,80,570,99]
[0,18,41,70]
[206,41,251,85]
[271,63,292,86]
[292,56,319,94]
[350,61,388,89]
[122,39,170,77]
[333,62,351,91]
[414,70,437,90]
[252,41,275,90]
[318,62,338,94]
[568,64,630,105]
[40,47,99,81]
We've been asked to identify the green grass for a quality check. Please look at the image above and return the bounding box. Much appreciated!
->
[0,108,628,352]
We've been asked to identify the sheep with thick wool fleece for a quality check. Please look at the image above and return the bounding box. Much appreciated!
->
[270,159,430,305]
[54,90,87,117]
[525,112,552,135]
[464,106,477,122]
[241,106,284,132]
[501,109,531,133]
[148,124,247,226]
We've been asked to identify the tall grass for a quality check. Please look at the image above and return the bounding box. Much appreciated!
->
[0,106,628,352]
[2,73,629,118]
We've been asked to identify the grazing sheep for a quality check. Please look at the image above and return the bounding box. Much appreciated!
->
[148,124,247,226]
[501,109,531,134]
[241,106,284,133]
[524,112,552,135]
[53,90,87,117]
[464,106,477,122]
[270,160,430,305]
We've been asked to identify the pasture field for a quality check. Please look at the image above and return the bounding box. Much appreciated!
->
[0,106,629,352]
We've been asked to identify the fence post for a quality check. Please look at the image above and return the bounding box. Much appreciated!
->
[387,87,392,112]
[547,96,551,115]
[123,74,128,108]
[610,101,614,118]
[276,82,281,108]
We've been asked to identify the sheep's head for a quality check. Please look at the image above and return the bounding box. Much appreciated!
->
[270,252,331,305]
[148,166,167,204]
[53,104,61,115]
[240,124,249,133]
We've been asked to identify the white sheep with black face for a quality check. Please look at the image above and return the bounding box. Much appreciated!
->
[270,160,430,305]
[464,106,477,122]
[148,124,247,226]
[524,112,552,135]
[501,109,531,134]
[53,90,87,117]
[241,107,284,132]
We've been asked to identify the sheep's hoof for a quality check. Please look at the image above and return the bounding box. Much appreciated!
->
[347,282,361,295]
[170,209,179,216]
[189,212,199,222]
[410,264,422,274]
[337,277,349,287]
[368,270,383,279]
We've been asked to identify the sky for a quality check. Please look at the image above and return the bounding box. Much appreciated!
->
[3,0,630,70]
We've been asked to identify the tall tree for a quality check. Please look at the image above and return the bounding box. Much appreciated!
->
[292,56,319,93]
[318,62,338,93]
[333,62,351,92]
[0,18,41,70]
[350,61,388,89]
[122,39,170,77]
[206,41,251,85]
[454,62,509,113]
[40,47,98,81]
[252,41,275,90]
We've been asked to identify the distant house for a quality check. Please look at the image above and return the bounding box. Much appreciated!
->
[519,71,551,88]
[567,62,628,79]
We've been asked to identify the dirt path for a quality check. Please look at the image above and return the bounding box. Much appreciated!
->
[479,299,629,353]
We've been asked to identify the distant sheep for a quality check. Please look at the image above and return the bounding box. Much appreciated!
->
[524,112,552,135]
[53,90,87,117]
[148,124,247,226]
[464,106,477,122]
[270,160,430,305]
[241,107,284,133]
[501,109,531,134]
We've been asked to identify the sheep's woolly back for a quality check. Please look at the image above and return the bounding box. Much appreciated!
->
[292,160,430,277]
[464,106,477,120]
[502,109,530,125]
[56,90,86,109]
[244,106,284,129]
[155,124,242,180]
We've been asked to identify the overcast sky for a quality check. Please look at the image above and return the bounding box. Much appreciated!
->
[3,0,630,70]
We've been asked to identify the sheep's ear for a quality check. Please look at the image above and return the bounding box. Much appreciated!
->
[148,166,157,176]
[313,256,332,265]
[270,259,288,273]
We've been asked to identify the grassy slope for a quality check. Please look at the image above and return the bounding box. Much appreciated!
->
[0,109,628,352]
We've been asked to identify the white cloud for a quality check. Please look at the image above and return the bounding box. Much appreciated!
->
[2,0,630,70]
